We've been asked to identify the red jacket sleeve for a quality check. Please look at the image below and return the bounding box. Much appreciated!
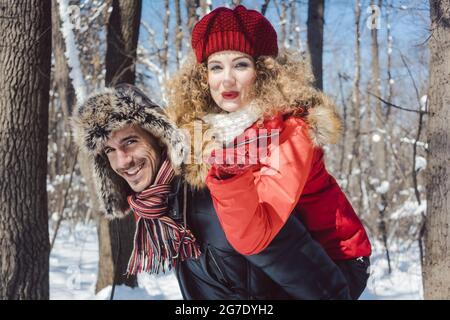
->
[205,117,315,255]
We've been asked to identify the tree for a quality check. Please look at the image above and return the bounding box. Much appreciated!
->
[307,0,324,90]
[96,0,142,293]
[0,0,52,299]
[423,0,450,299]
[369,0,391,274]
[174,0,183,68]
[105,0,142,86]
[186,0,200,36]
[50,0,79,251]
[52,0,76,120]
[261,0,271,16]
[162,0,170,79]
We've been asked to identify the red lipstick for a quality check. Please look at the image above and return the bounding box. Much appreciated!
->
[221,91,239,99]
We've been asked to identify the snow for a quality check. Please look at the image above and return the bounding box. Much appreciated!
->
[47,183,56,194]
[372,133,381,142]
[50,221,182,300]
[376,181,390,194]
[390,200,426,220]
[400,137,428,149]
[50,220,422,300]
[415,156,427,171]
[196,7,204,18]
[420,95,428,111]
[361,240,423,300]
[57,0,88,103]
[87,2,107,24]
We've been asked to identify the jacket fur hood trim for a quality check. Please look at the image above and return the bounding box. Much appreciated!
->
[179,98,342,190]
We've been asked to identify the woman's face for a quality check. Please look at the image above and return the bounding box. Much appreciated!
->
[207,51,256,113]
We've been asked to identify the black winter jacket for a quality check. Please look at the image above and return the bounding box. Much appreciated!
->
[168,178,351,300]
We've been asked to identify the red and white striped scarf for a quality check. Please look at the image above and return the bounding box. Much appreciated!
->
[126,155,201,275]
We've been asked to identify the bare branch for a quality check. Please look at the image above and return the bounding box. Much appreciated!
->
[367,92,428,115]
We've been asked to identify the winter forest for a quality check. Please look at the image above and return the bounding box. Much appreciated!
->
[0,0,449,300]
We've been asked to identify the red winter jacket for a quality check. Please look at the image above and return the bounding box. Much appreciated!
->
[205,113,372,260]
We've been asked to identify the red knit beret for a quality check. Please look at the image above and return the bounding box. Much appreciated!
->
[191,5,278,63]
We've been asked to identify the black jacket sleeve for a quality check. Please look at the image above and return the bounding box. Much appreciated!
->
[244,214,351,299]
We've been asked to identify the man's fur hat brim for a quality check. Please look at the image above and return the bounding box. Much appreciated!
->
[71,84,186,219]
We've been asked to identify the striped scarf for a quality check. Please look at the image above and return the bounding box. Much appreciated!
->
[126,156,201,275]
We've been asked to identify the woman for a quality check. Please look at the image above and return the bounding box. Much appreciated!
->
[166,5,371,300]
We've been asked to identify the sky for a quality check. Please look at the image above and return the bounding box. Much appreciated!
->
[138,0,430,103]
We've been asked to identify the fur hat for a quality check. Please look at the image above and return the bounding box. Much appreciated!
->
[72,84,186,219]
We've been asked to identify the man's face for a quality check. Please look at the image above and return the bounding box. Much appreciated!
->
[104,125,162,192]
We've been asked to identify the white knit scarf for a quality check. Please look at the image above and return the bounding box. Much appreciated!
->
[202,102,262,146]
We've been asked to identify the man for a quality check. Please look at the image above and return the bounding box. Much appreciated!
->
[73,84,351,299]
[72,84,200,275]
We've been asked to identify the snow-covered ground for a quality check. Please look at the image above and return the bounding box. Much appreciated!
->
[49,221,182,300]
[360,240,423,300]
[49,221,423,300]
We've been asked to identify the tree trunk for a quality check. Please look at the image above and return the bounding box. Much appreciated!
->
[279,0,287,49]
[105,0,142,86]
[200,0,212,15]
[261,0,271,16]
[0,0,51,299]
[50,0,93,254]
[423,0,450,299]
[347,0,362,206]
[95,214,137,293]
[370,0,386,175]
[231,0,241,7]
[288,0,301,51]
[97,0,143,293]
[162,0,170,79]
[186,0,200,36]
[385,0,394,122]
[174,0,183,68]
[51,0,76,121]
[307,0,324,90]
[370,0,391,273]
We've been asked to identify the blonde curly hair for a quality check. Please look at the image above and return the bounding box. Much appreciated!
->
[165,50,330,126]
[165,50,342,188]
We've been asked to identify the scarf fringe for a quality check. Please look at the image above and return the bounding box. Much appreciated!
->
[126,215,201,275]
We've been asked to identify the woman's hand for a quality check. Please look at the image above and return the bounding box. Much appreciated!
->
[206,146,257,179]
[206,116,283,179]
